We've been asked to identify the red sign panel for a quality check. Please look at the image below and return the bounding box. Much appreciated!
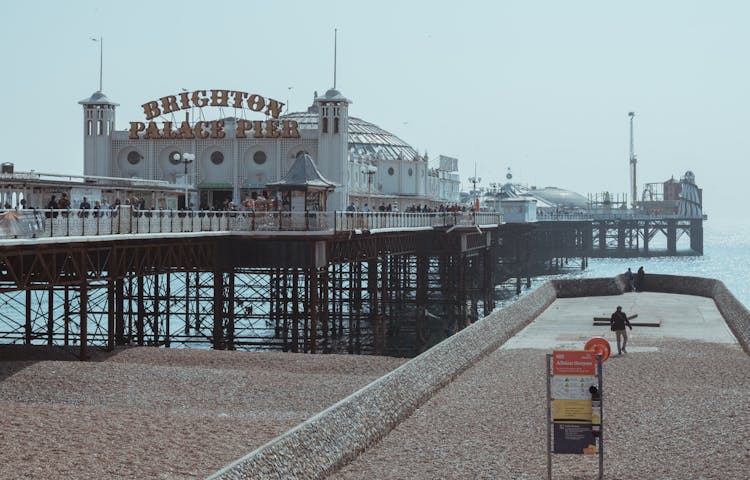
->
[552,350,597,376]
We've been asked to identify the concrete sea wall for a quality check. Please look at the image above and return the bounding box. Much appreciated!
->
[208,274,749,480]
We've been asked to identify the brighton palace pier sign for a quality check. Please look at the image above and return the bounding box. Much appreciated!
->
[128,89,300,140]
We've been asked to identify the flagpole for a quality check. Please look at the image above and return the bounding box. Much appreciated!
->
[99,36,103,91]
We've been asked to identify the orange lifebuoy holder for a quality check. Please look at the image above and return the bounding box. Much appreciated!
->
[584,336,611,363]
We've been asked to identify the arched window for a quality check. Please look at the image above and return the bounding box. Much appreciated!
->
[97,120,103,135]
[87,120,93,136]
[334,117,339,133]
[322,117,328,133]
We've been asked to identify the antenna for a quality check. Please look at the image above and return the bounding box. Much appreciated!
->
[333,28,338,89]
[90,36,103,91]
[628,111,637,209]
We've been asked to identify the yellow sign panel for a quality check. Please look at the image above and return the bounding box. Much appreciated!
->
[552,400,592,423]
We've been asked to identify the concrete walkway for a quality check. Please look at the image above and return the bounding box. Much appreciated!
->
[502,292,737,352]
[328,292,749,480]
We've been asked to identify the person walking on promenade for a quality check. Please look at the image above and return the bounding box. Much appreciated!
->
[626,267,636,292]
[636,266,645,291]
[610,306,633,355]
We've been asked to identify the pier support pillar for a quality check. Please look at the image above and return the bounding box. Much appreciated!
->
[367,259,380,355]
[115,278,126,345]
[48,287,54,346]
[212,271,225,350]
[643,221,650,255]
[667,220,677,255]
[416,254,428,354]
[107,279,115,351]
[79,281,88,360]
[226,272,234,350]
[690,219,703,254]
[137,275,145,346]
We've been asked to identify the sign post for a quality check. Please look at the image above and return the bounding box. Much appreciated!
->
[546,350,604,479]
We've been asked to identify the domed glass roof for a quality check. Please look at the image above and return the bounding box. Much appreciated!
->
[282,109,418,162]
[527,187,589,209]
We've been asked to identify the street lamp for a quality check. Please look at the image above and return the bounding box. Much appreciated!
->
[362,164,377,209]
[173,152,195,209]
[469,175,481,211]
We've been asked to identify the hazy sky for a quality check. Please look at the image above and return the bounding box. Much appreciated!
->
[1,1,747,220]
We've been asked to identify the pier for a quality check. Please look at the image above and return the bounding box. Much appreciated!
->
[0,207,704,358]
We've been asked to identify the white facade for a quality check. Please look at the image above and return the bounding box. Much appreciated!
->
[501,198,538,223]
[80,88,459,211]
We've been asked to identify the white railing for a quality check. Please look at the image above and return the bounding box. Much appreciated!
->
[536,210,705,221]
[333,211,502,230]
[0,209,503,240]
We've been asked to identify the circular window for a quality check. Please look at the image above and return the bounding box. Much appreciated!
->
[169,151,181,165]
[388,167,395,176]
[408,167,413,176]
[253,151,267,165]
[127,151,142,165]
[211,151,224,165]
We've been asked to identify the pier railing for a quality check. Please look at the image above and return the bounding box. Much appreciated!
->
[0,208,502,240]
[537,210,705,221]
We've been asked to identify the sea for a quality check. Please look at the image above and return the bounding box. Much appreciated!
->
[516,217,750,309]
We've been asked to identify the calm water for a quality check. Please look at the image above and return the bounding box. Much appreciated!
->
[523,218,750,308]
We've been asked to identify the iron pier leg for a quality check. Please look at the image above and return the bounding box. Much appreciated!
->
[321,266,329,352]
[184,272,190,335]
[348,262,355,354]
[115,278,125,345]
[79,281,88,360]
[309,265,318,354]
[292,268,300,353]
[107,278,115,351]
[25,289,32,345]
[153,273,160,346]
[227,271,235,350]
[48,287,54,346]
[303,268,310,353]
[212,271,225,350]
[667,220,677,255]
[368,259,379,355]
[137,275,145,346]
[64,286,70,346]
[282,269,289,351]
[165,272,171,348]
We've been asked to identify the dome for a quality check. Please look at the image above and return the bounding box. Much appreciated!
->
[525,187,589,209]
[78,90,119,106]
[316,88,349,102]
[282,111,417,163]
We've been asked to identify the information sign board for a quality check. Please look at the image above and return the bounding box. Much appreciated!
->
[552,350,597,376]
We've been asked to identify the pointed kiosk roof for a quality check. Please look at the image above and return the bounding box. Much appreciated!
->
[267,152,337,192]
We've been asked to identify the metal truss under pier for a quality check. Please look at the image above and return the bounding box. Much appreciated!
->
[591,218,703,257]
[0,228,500,359]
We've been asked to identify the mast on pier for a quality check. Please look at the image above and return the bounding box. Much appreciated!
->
[628,111,637,209]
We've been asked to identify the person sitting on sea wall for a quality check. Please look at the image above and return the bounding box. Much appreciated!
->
[626,267,636,292]
[636,266,645,291]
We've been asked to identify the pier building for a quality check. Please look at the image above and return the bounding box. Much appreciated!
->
[81,88,460,212]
